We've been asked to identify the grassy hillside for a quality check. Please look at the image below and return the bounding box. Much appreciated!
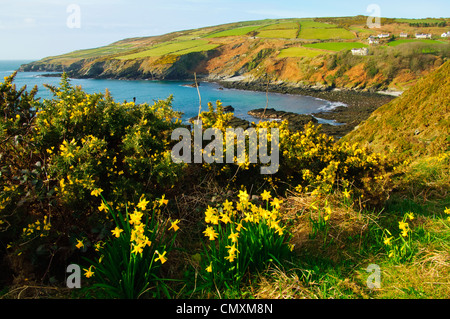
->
[20,16,450,91]
[343,60,450,159]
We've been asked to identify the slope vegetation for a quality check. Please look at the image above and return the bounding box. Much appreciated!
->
[20,16,450,92]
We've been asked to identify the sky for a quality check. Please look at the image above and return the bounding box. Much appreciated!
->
[0,0,449,60]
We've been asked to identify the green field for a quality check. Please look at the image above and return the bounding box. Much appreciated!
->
[47,43,136,60]
[387,39,447,46]
[298,27,355,40]
[257,29,299,39]
[303,41,367,51]
[116,40,219,59]
[395,18,447,24]
[205,25,262,38]
[260,22,300,30]
[278,46,328,58]
[300,20,338,29]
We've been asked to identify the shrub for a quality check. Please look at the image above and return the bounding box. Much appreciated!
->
[1,73,185,281]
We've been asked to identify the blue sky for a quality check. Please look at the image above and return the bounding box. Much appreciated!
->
[0,0,449,60]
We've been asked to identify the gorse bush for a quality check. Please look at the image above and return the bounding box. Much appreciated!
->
[1,73,185,279]
[197,101,394,206]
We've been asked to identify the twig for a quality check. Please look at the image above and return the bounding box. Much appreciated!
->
[195,72,202,120]
[260,74,270,121]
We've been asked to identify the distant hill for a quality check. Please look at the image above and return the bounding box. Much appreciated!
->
[20,16,450,92]
[342,60,450,160]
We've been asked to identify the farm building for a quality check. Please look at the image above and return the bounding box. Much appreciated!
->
[351,47,369,56]
[415,33,432,39]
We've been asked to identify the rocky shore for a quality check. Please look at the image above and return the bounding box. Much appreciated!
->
[218,79,397,138]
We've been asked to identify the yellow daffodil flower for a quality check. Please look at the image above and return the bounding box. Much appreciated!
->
[158,194,168,207]
[203,226,218,241]
[91,188,103,197]
[137,195,150,211]
[75,239,84,249]
[261,190,272,201]
[169,219,180,232]
[155,250,167,264]
[111,227,123,238]
[84,266,94,278]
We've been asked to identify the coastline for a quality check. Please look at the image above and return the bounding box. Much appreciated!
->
[17,68,398,138]
[215,78,397,138]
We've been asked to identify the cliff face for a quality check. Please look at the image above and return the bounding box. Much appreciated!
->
[19,17,450,92]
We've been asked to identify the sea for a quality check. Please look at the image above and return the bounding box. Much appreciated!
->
[0,60,346,124]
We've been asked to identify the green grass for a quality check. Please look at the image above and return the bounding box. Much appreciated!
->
[205,25,262,38]
[303,42,368,51]
[300,20,338,29]
[387,39,447,46]
[278,46,328,58]
[260,22,300,30]
[257,29,299,39]
[395,18,447,24]
[298,28,355,40]
[115,40,219,59]
[45,44,136,60]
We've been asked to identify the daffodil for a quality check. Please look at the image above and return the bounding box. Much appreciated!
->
[223,199,233,212]
[131,243,144,256]
[169,219,180,232]
[220,213,231,224]
[137,195,150,211]
[98,201,108,212]
[261,190,272,201]
[398,220,409,231]
[342,189,351,199]
[129,210,143,225]
[206,262,212,273]
[158,194,168,207]
[155,250,167,264]
[91,188,103,197]
[271,197,282,209]
[75,239,84,249]
[111,227,123,238]
[203,226,218,241]
[228,231,239,243]
[224,252,237,262]
[238,190,249,203]
[83,266,94,278]
[383,236,393,246]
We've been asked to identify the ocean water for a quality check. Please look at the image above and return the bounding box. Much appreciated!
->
[0,60,345,124]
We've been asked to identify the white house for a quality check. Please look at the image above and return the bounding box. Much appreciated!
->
[351,47,369,56]
[415,33,432,39]
[377,33,390,38]
[399,32,408,38]
[441,31,450,37]
[367,36,379,44]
